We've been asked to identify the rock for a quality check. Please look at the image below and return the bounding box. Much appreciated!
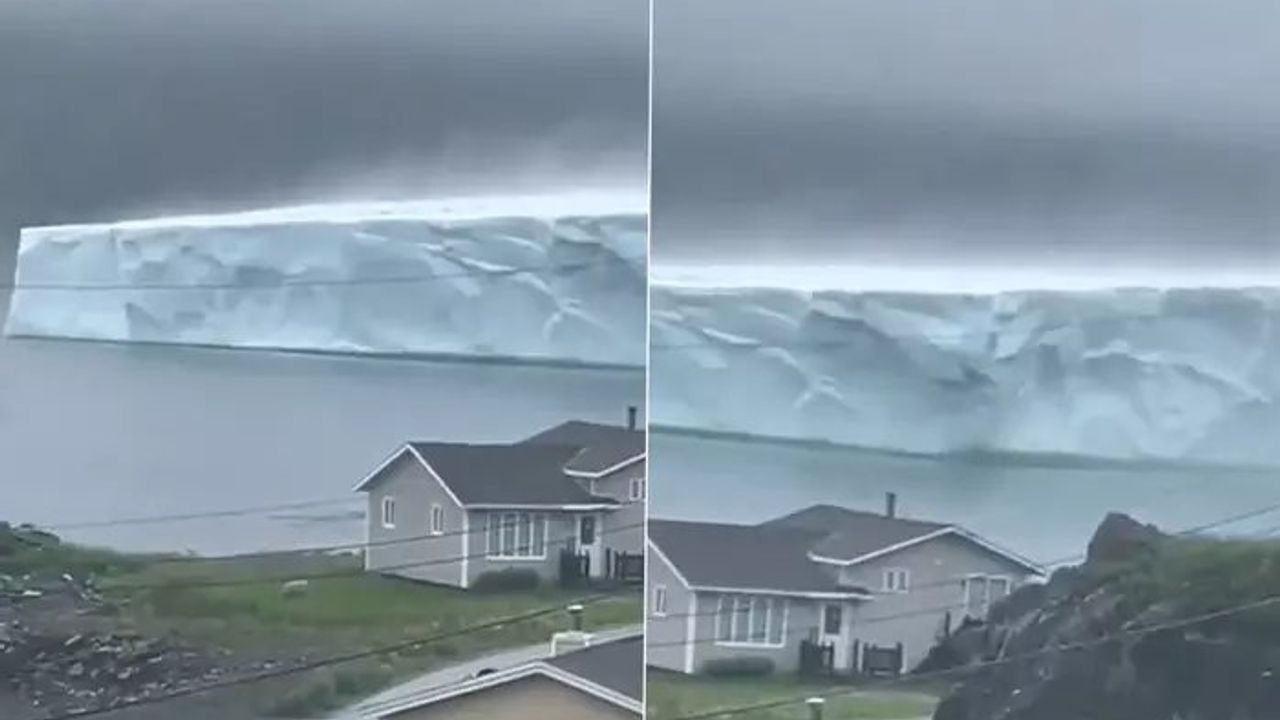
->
[1086,513,1163,565]
[280,579,309,598]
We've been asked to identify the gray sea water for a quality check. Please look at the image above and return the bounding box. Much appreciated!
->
[0,330,643,556]
[649,430,1280,567]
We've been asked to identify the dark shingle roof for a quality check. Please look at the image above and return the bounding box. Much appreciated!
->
[763,504,949,562]
[520,421,643,475]
[546,634,642,701]
[648,519,866,595]
[406,443,613,506]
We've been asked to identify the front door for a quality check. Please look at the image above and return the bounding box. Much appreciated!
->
[577,515,602,578]
[820,603,850,670]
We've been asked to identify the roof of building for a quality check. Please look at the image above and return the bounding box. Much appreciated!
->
[650,504,1044,594]
[350,632,643,719]
[405,443,612,506]
[545,634,643,701]
[763,504,949,562]
[647,519,869,597]
[520,420,644,475]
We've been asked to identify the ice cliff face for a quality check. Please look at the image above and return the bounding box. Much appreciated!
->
[4,193,646,367]
[651,276,1280,465]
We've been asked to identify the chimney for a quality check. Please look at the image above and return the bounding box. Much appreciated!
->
[626,406,638,430]
[806,698,825,720]
[885,492,897,519]
[550,604,593,656]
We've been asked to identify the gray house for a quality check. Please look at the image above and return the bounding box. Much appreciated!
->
[355,416,645,589]
[646,497,1043,675]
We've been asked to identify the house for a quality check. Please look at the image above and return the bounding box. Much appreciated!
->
[353,630,644,719]
[354,411,645,589]
[646,495,1043,675]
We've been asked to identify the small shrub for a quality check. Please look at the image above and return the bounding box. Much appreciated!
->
[700,656,775,677]
[471,568,541,593]
[332,666,393,697]
[265,675,337,717]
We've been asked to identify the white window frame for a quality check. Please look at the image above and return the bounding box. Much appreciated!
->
[484,512,548,560]
[713,594,789,649]
[629,476,646,501]
[883,567,910,594]
[381,496,396,529]
[960,574,1012,617]
[429,503,444,535]
[651,584,669,617]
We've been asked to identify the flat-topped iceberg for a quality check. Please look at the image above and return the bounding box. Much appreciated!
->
[4,192,647,367]
[651,266,1280,465]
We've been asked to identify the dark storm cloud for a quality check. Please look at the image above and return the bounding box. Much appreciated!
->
[652,0,1280,268]
[0,0,647,245]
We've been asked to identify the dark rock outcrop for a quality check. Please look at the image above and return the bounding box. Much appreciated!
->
[928,513,1280,720]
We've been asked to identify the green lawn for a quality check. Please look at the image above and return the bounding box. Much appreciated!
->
[646,672,942,720]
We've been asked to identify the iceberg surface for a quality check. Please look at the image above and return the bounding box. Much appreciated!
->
[651,267,1280,465]
[4,193,647,367]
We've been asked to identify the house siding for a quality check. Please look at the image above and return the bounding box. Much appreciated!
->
[837,533,1038,670]
[379,675,634,720]
[364,452,467,588]
[689,593,823,674]
[588,460,645,555]
[645,544,692,673]
[465,511,579,586]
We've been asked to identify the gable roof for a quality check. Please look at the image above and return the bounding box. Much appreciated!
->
[354,443,615,507]
[353,633,643,718]
[520,420,644,475]
[764,504,949,562]
[648,519,870,598]
[767,504,1044,574]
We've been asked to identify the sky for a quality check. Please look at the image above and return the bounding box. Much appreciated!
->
[652,0,1280,271]
[0,0,648,276]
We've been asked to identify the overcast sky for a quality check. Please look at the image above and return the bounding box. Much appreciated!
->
[0,0,647,271]
[652,0,1280,270]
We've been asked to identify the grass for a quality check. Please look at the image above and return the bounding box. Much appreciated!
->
[646,672,942,720]
[4,528,640,717]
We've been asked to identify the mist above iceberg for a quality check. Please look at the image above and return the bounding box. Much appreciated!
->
[651,269,1280,465]
[4,193,647,367]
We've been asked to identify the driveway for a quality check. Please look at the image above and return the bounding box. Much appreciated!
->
[328,624,642,719]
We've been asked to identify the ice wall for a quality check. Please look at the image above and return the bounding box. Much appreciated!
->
[651,277,1280,465]
[4,193,647,367]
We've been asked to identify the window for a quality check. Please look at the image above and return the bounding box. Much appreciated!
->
[629,476,646,501]
[381,497,396,528]
[883,568,910,593]
[429,504,444,535]
[485,512,547,559]
[962,575,1011,618]
[716,597,733,641]
[579,516,597,545]
[822,603,843,635]
[652,584,669,617]
[714,594,788,648]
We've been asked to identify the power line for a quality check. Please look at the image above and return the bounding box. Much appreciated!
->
[663,593,1280,720]
[3,254,644,293]
[45,497,359,531]
[93,520,645,593]
[34,590,633,720]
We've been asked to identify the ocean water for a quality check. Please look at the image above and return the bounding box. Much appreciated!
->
[649,430,1280,567]
[0,331,643,555]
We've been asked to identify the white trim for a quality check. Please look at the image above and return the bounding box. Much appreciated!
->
[651,584,669,617]
[628,476,646,502]
[351,444,414,493]
[459,512,470,589]
[960,573,1014,618]
[356,660,642,718]
[351,444,468,511]
[563,454,646,479]
[712,594,789,649]
[466,503,617,511]
[691,584,870,601]
[683,593,697,674]
[646,539,694,590]
[429,503,445,536]
[809,526,1045,575]
[381,496,396,529]
[484,511,549,560]
[882,567,910,593]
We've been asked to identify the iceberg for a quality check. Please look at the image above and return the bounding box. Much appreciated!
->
[651,267,1280,465]
[4,193,647,367]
